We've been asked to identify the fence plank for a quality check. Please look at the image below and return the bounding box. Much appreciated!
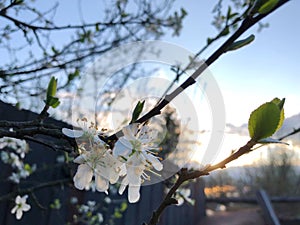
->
[256,189,281,225]
[206,196,300,204]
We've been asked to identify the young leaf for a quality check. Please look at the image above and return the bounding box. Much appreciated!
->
[130,100,145,124]
[226,34,255,52]
[47,96,60,108]
[46,76,60,108]
[220,27,230,37]
[271,97,285,131]
[258,0,279,14]
[46,76,57,100]
[68,69,80,83]
[248,102,281,141]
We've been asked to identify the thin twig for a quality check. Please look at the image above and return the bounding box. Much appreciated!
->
[0,178,72,202]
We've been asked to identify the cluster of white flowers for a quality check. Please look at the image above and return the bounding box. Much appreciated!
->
[77,200,104,223]
[63,119,163,203]
[0,138,35,183]
[0,137,29,158]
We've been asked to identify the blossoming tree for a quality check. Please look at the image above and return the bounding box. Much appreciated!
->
[0,0,298,224]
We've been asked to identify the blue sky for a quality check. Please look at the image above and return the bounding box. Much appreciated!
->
[163,0,300,126]
[4,0,299,127]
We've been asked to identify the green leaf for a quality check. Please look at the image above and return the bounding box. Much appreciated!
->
[45,76,60,108]
[51,46,59,55]
[226,6,232,19]
[220,27,230,36]
[68,69,80,83]
[114,210,122,219]
[207,38,213,45]
[226,34,255,52]
[270,97,285,131]
[15,0,24,4]
[180,8,187,17]
[95,23,100,31]
[258,0,279,14]
[248,102,281,141]
[47,96,60,108]
[120,202,127,212]
[130,100,145,124]
[46,76,57,100]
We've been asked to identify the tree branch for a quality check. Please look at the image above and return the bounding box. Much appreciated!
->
[0,178,72,202]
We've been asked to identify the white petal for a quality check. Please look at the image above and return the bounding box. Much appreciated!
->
[113,138,132,157]
[122,124,138,140]
[15,195,21,204]
[16,209,23,220]
[177,197,184,206]
[109,169,120,184]
[128,184,141,203]
[22,204,31,212]
[73,155,85,164]
[62,128,84,138]
[11,205,18,214]
[93,135,105,145]
[119,176,128,195]
[144,153,163,171]
[119,163,127,176]
[126,155,143,184]
[127,166,142,185]
[73,164,93,190]
[95,174,109,192]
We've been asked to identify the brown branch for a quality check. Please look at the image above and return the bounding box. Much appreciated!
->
[278,127,300,140]
[0,178,72,202]
[147,139,257,225]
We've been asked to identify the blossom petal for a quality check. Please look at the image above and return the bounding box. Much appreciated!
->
[122,124,138,140]
[11,205,18,214]
[22,204,31,212]
[144,153,163,171]
[73,155,85,164]
[113,137,132,158]
[16,209,23,220]
[177,197,184,206]
[126,155,143,185]
[108,168,120,184]
[119,176,128,195]
[128,184,140,203]
[73,164,93,190]
[119,163,127,176]
[127,165,142,185]
[62,128,84,138]
[95,174,109,192]
[15,195,22,204]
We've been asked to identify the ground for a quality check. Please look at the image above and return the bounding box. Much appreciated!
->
[198,207,265,225]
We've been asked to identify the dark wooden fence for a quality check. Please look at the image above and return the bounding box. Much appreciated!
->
[0,101,206,225]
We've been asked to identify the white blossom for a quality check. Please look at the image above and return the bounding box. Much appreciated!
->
[1,151,9,163]
[9,172,21,184]
[97,213,104,223]
[104,197,111,204]
[113,124,163,203]
[11,195,31,220]
[62,118,102,146]
[0,138,28,158]
[176,188,195,206]
[73,146,122,193]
